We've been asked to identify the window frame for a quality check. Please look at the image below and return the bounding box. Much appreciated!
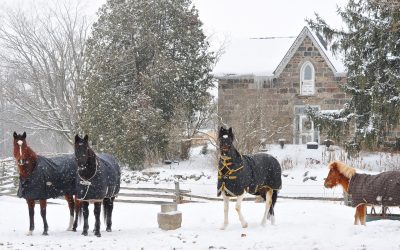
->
[300,61,315,96]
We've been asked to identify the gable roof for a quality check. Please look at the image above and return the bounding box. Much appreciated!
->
[273,26,345,77]
[214,26,346,78]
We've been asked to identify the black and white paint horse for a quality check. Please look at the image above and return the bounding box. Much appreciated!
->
[217,127,282,229]
[74,135,121,237]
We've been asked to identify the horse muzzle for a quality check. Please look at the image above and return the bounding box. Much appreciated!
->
[324,181,333,188]
[220,146,230,152]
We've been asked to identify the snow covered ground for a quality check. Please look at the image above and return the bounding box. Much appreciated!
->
[1,144,400,249]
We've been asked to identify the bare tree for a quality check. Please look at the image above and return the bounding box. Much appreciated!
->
[0,1,89,144]
[219,94,290,154]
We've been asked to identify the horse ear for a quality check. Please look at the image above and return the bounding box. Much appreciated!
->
[83,135,89,142]
[330,162,337,169]
[22,132,26,139]
[75,134,80,143]
[13,132,17,139]
[228,127,234,140]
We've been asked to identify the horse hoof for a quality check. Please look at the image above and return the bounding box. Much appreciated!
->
[95,232,101,237]
[242,222,248,228]
[219,224,228,230]
[26,231,33,236]
[270,216,275,225]
[72,228,77,232]
[42,231,48,236]
[106,228,112,232]
[82,231,88,236]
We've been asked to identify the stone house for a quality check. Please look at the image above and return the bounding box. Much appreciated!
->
[217,26,350,145]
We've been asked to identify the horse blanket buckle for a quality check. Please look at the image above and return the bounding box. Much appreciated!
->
[80,180,92,186]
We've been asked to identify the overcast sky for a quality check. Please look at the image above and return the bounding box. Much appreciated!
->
[1,0,348,74]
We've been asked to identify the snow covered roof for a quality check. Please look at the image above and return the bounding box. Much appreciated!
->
[213,26,346,78]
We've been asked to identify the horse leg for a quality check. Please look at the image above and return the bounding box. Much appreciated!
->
[267,190,278,225]
[26,199,35,235]
[82,201,89,236]
[65,195,75,231]
[72,198,80,232]
[354,207,359,225]
[261,189,273,226]
[235,194,248,228]
[39,200,49,235]
[104,197,114,232]
[359,204,367,225]
[220,192,229,230]
[354,205,366,225]
[93,202,102,237]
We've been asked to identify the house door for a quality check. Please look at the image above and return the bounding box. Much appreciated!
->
[299,115,314,144]
[294,106,319,144]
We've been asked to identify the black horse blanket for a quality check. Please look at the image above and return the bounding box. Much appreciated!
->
[348,171,400,207]
[217,153,282,197]
[18,155,76,200]
[76,154,121,202]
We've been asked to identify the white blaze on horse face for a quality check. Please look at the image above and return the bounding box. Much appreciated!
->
[17,140,23,157]
[222,135,228,139]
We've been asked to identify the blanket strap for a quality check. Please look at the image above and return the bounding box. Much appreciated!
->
[77,158,100,200]
[218,156,244,178]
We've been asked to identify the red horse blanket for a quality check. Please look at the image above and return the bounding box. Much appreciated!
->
[348,171,400,207]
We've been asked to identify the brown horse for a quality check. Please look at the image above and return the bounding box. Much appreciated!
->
[324,161,400,225]
[13,132,79,235]
[323,161,366,225]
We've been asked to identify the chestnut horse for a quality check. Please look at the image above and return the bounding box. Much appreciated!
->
[324,161,400,225]
[13,132,79,235]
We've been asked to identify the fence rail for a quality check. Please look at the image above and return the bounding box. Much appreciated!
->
[0,167,344,204]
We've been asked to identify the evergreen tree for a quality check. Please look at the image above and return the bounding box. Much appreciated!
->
[82,0,215,168]
[307,0,400,151]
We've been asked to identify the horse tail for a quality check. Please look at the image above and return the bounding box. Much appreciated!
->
[76,200,82,223]
[269,189,278,216]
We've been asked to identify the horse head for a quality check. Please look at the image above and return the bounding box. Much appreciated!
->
[324,161,356,191]
[13,131,27,163]
[218,126,235,155]
[74,134,91,170]
[13,131,37,178]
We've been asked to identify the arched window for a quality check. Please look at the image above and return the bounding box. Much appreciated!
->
[300,61,315,95]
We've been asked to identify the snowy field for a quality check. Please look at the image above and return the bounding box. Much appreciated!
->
[1,144,400,249]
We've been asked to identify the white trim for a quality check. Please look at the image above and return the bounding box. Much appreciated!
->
[293,105,320,144]
[274,27,339,77]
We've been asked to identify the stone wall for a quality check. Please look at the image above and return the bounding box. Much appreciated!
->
[218,36,350,145]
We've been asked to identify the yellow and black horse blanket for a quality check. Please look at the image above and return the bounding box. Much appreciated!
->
[217,153,282,197]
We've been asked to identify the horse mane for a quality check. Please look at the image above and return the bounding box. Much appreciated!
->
[328,161,356,179]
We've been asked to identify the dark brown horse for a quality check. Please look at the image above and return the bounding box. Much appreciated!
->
[74,135,120,237]
[13,132,79,235]
[217,127,282,229]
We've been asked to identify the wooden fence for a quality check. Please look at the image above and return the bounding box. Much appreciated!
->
[0,157,344,204]
[0,174,343,204]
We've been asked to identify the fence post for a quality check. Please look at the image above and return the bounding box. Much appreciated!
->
[174,181,182,204]
[0,161,3,185]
